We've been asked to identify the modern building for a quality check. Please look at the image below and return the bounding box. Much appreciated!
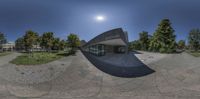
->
[82,28,129,56]
[0,42,15,51]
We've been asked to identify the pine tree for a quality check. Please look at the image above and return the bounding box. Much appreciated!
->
[139,31,149,51]
[149,19,176,53]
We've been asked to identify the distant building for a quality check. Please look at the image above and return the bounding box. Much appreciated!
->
[81,28,129,56]
[1,42,15,51]
[32,44,42,51]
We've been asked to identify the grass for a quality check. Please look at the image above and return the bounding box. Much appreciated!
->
[10,51,68,65]
[0,52,11,56]
[187,51,200,57]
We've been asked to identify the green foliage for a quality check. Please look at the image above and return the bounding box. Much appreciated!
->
[15,37,25,50]
[0,52,11,56]
[128,40,141,51]
[149,19,176,53]
[177,40,185,50]
[0,32,6,44]
[67,33,80,54]
[139,31,149,51]
[187,51,200,57]
[52,38,66,51]
[52,37,60,50]
[129,31,151,51]
[159,47,166,53]
[59,40,66,50]
[16,31,67,52]
[188,29,200,51]
[10,52,66,65]
[40,32,54,51]
[23,30,39,51]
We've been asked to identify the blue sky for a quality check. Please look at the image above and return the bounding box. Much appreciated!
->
[1,0,200,42]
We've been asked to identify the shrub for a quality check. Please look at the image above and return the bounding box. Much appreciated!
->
[159,47,166,53]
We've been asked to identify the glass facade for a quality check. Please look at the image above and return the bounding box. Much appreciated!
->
[81,28,128,56]
[114,46,126,53]
[88,44,105,56]
[86,44,127,56]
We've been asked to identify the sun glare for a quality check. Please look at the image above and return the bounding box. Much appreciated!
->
[95,15,105,22]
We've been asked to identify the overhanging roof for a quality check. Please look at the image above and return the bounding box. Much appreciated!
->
[83,28,128,47]
[96,39,127,46]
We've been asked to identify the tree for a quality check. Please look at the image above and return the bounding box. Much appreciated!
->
[149,19,176,53]
[188,29,200,51]
[59,40,66,50]
[177,40,185,50]
[23,30,39,52]
[139,31,149,51]
[0,33,6,44]
[67,33,80,54]
[0,33,7,51]
[15,37,25,51]
[52,37,60,50]
[41,32,54,51]
[129,40,141,51]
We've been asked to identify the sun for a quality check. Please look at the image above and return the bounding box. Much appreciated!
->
[95,15,105,22]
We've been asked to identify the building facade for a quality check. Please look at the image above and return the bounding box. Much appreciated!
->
[0,42,15,51]
[82,28,129,56]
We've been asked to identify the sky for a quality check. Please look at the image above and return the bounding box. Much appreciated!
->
[0,0,200,42]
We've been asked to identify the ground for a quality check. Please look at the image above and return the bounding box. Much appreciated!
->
[0,52,11,56]
[0,50,200,99]
[187,51,200,57]
[10,52,66,65]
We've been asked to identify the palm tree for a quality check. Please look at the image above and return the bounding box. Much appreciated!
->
[67,33,80,54]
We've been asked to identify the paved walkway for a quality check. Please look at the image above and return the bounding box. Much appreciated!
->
[0,51,200,99]
[0,52,20,66]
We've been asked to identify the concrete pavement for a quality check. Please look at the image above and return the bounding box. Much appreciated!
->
[0,51,200,99]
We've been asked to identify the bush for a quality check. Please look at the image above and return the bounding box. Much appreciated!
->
[167,49,174,53]
[159,48,166,53]
[69,50,76,55]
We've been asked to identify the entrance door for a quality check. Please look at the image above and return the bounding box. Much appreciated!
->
[114,46,125,53]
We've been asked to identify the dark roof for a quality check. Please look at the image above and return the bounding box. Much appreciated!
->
[83,28,128,47]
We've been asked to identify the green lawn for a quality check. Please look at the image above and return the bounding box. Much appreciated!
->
[187,51,200,57]
[0,52,11,57]
[10,51,67,65]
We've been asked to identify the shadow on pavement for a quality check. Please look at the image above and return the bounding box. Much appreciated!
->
[131,51,143,54]
[81,50,155,78]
